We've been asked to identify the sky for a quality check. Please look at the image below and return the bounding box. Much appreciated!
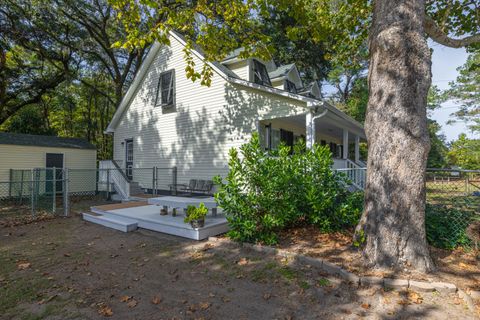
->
[429,41,475,142]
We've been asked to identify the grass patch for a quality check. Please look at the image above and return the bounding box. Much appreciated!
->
[317,278,331,287]
[299,281,311,290]
[278,266,297,281]
[0,276,50,314]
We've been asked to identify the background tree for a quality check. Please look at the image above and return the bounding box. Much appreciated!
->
[443,51,479,135]
[259,7,331,86]
[0,0,152,159]
[448,134,480,170]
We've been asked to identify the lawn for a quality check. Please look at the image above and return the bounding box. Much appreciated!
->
[0,215,478,319]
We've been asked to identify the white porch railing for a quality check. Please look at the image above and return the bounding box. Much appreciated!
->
[336,159,366,190]
[99,160,130,199]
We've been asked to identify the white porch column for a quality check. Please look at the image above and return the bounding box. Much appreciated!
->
[342,128,349,159]
[354,135,360,162]
[306,111,315,149]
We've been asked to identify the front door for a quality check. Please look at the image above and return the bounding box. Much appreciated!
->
[125,139,133,180]
[46,153,63,193]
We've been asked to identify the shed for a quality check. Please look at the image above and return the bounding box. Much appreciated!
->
[0,132,97,188]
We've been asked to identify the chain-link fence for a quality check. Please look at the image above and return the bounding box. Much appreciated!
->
[1,168,69,221]
[426,169,480,250]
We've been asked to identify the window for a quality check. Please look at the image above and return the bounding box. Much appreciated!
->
[252,60,271,86]
[155,70,175,107]
[271,128,281,149]
[284,79,297,93]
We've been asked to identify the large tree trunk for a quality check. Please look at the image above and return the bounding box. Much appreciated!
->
[358,0,434,272]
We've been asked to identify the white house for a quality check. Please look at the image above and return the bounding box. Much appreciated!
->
[104,31,366,196]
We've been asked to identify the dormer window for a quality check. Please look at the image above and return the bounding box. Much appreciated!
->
[252,60,271,86]
[284,79,297,93]
[155,69,175,108]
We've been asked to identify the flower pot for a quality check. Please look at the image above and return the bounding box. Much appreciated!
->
[190,218,205,229]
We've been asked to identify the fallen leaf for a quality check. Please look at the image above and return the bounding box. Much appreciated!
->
[199,302,211,310]
[120,295,131,302]
[17,262,31,270]
[98,306,113,317]
[263,293,271,300]
[127,299,138,308]
[407,291,423,304]
[151,296,162,304]
[237,258,249,266]
[361,303,371,309]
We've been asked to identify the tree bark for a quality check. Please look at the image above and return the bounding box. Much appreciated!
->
[358,0,434,272]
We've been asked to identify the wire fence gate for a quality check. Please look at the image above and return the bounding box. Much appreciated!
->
[1,168,69,218]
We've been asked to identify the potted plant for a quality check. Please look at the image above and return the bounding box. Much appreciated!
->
[184,203,208,229]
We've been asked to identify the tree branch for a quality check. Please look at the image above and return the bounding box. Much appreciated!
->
[425,16,480,48]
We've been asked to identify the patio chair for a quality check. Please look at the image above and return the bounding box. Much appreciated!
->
[202,180,214,195]
[181,179,198,194]
[195,180,206,192]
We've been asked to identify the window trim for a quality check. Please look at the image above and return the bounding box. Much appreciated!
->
[252,59,272,87]
[155,69,175,108]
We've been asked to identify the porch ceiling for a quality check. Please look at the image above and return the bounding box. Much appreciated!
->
[262,113,366,142]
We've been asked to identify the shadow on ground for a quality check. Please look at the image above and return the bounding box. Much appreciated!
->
[0,215,476,320]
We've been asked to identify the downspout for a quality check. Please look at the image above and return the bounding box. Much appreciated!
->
[306,105,328,149]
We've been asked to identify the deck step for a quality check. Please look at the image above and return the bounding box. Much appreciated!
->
[82,212,138,232]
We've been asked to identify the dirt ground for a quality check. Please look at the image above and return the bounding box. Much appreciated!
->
[277,226,480,292]
[1,215,478,319]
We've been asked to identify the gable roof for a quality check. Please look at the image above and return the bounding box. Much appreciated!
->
[222,47,245,62]
[269,63,295,80]
[0,132,96,150]
[105,30,365,136]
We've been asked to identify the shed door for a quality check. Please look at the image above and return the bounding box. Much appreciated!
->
[46,153,63,193]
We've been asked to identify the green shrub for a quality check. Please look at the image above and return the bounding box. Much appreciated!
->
[214,133,363,245]
[425,204,474,250]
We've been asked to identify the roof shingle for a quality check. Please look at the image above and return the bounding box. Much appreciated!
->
[0,132,96,150]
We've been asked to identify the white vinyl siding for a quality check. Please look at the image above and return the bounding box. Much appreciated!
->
[224,60,249,80]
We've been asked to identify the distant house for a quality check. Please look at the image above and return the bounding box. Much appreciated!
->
[0,133,96,196]
[103,30,366,197]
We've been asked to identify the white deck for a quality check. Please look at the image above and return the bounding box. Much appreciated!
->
[85,203,229,240]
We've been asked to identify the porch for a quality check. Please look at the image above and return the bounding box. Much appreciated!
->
[258,109,366,168]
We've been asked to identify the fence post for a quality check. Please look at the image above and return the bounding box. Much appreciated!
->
[30,169,35,216]
[63,169,69,216]
[172,166,177,196]
[106,168,111,201]
[19,170,24,205]
[8,169,12,198]
[52,167,56,214]
[465,172,469,195]
[152,166,157,195]
[95,169,99,195]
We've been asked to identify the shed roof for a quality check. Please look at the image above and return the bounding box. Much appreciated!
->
[0,132,96,150]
